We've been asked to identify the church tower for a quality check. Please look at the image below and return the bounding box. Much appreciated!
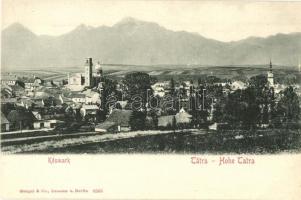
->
[84,57,93,87]
[267,59,274,87]
[95,61,103,78]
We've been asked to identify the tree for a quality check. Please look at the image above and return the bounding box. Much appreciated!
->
[240,88,261,128]
[249,74,275,126]
[191,110,209,128]
[283,74,297,85]
[170,78,175,96]
[101,77,118,115]
[206,76,221,85]
[129,111,147,130]
[7,109,34,130]
[146,109,158,129]
[212,100,224,123]
[276,86,300,123]
[1,103,15,116]
[249,74,268,90]
[64,106,75,122]
[172,115,177,131]
[123,72,152,109]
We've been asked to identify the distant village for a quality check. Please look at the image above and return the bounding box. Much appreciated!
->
[1,58,300,135]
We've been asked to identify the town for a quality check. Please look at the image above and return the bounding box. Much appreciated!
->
[1,58,301,153]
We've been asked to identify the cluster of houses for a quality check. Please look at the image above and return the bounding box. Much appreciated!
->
[1,58,300,133]
[0,58,104,132]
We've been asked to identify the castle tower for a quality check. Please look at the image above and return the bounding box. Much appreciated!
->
[267,59,274,87]
[84,57,93,87]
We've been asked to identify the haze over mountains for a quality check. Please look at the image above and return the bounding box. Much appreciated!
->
[2,17,301,70]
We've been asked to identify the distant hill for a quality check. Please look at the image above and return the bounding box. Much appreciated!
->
[2,17,301,70]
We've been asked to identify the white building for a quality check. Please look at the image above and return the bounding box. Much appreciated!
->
[267,60,274,87]
[231,81,247,91]
[80,104,100,117]
[151,81,170,97]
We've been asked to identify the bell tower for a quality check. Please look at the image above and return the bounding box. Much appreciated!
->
[84,57,93,87]
[267,59,274,87]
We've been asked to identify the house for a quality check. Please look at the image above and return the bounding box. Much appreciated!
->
[44,81,56,88]
[32,111,45,129]
[273,83,287,94]
[1,112,10,132]
[67,90,101,105]
[158,115,175,128]
[32,111,42,120]
[151,81,171,97]
[231,81,246,91]
[106,109,133,132]
[95,121,117,133]
[175,108,192,124]
[82,89,101,104]
[34,91,51,99]
[152,85,165,97]
[11,84,25,97]
[33,113,65,129]
[209,122,217,130]
[44,119,64,128]
[116,101,128,109]
[33,119,64,129]
[33,77,44,88]
[33,120,44,129]
[158,108,192,128]
[24,79,35,91]
[80,104,100,117]
[70,93,86,103]
[1,74,22,86]
[116,83,127,92]
[33,98,45,109]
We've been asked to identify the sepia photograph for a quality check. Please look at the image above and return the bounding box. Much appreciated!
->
[1,1,301,199]
[1,0,301,155]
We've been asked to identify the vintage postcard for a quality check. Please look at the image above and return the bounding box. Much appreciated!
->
[0,0,301,199]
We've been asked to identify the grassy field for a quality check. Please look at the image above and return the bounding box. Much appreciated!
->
[46,129,301,154]
[5,65,300,82]
[2,128,300,154]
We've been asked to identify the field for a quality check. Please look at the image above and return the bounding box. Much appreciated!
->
[1,129,300,154]
[4,64,300,82]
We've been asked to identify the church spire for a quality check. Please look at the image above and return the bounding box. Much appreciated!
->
[267,59,274,87]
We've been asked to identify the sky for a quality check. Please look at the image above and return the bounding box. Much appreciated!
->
[2,0,301,42]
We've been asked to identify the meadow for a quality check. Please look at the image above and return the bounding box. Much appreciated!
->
[5,64,300,83]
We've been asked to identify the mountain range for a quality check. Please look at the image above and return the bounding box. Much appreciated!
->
[2,17,301,70]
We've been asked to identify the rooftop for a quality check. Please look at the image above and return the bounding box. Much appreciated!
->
[82,104,99,110]
[1,112,9,124]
